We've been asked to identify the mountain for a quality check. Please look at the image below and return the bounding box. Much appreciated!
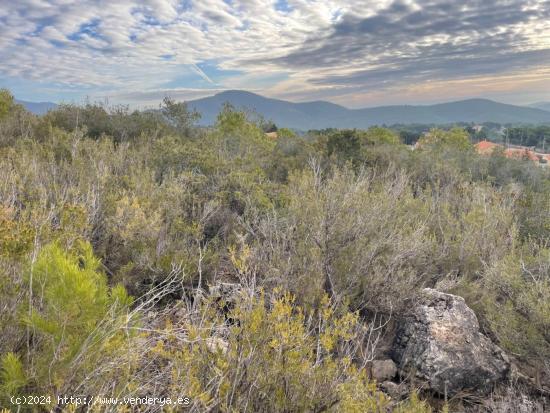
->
[188,91,550,130]
[529,102,550,112]
[16,99,57,115]
[354,99,550,126]
[189,90,349,129]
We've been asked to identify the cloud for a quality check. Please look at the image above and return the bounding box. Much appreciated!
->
[273,1,550,86]
[0,0,549,105]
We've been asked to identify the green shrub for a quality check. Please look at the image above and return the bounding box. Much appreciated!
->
[2,242,134,405]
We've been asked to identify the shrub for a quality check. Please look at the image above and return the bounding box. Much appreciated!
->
[0,242,134,407]
[478,246,550,381]
[148,290,390,412]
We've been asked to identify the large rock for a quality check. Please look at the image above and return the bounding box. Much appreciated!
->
[371,359,398,382]
[392,288,509,396]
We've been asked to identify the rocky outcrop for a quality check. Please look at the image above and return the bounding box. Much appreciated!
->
[392,288,509,396]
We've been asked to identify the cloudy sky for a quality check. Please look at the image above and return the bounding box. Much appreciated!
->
[1,0,550,108]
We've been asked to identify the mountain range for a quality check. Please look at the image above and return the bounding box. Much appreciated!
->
[188,91,550,130]
[16,91,550,129]
[16,99,58,115]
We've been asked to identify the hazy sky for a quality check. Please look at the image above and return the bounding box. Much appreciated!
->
[1,0,550,108]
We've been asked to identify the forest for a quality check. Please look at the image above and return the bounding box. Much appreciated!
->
[0,89,549,412]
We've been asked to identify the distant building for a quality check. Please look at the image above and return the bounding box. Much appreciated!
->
[474,140,549,166]
[503,147,540,162]
[475,140,499,155]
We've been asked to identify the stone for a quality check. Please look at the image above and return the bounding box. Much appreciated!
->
[209,282,242,302]
[205,336,228,355]
[392,288,509,396]
[371,359,397,382]
[379,381,408,400]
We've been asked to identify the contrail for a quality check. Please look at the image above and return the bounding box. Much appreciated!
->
[190,63,215,85]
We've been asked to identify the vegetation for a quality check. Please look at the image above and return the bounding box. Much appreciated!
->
[505,125,550,149]
[389,123,550,150]
[0,89,549,411]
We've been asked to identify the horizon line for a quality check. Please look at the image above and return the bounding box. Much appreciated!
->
[13,89,549,112]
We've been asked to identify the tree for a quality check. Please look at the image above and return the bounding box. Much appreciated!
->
[416,127,472,151]
[0,89,15,119]
[161,96,200,136]
[326,129,361,165]
[360,126,401,146]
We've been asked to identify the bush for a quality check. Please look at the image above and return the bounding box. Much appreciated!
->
[0,242,133,408]
[477,246,550,381]
[147,290,390,412]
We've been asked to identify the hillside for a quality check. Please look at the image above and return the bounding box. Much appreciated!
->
[189,91,550,129]
[530,102,550,112]
[17,92,550,127]
[188,90,349,129]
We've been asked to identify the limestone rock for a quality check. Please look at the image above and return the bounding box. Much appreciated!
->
[392,288,509,396]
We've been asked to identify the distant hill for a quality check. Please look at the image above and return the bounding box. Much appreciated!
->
[529,102,550,112]
[16,99,57,115]
[188,90,550,130]
[189,90,349,129]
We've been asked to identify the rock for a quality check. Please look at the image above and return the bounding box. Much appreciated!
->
[371,359,397,382]
[392,288,509,396]
[205,336,228,355]
[379,381,408,400]
[209,282,242,302]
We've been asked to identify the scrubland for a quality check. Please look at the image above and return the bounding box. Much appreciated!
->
[0,90,548,411]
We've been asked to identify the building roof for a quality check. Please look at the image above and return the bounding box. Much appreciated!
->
[475,140,547,163]
[474,140,499,154]
[503,148,540,162]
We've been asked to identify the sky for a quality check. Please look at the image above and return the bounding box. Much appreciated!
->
[1,0,550,108]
